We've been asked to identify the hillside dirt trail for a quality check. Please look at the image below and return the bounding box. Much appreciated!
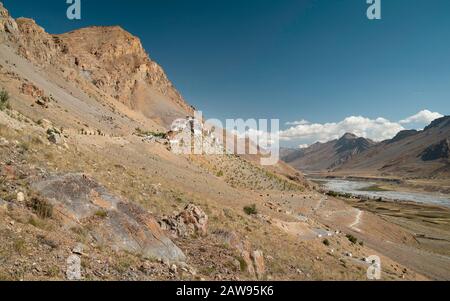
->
[349,209,363,232]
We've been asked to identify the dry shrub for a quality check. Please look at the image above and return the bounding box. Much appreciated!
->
[27,194,53,219]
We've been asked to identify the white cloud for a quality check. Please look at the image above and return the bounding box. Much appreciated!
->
[286,119,310,126]
[399,110,443,125]
[280,115,404,143]
[229,110,444,149]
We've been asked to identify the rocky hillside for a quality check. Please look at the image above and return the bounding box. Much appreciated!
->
[282,133,376,172]
[1,3,193,128]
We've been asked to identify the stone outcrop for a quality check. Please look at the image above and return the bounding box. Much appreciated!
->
[213,229,266,279]
[32,173,186,262]
[0,2,19,40]
[53,25,193,120]
[251,250,266,279]
[20,82,44,98]
[160,204,208,238]
[46,128,63,145]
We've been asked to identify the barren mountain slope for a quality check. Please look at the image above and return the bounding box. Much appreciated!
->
[282,133,376,172]
[335,117,450,178]
[4,11,193,129]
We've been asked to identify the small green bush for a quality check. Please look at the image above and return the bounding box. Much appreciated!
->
[326,191,339,197]
[323,239,330,246]
[134,128,167,139]
[0,89,10,111]
[346,234,358,244]
[94,210,108,218]
[243,204,258,215]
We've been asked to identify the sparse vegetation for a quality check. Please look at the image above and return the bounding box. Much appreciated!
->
[94,210,108,218]
[327,191,352,198]
[114,254,135,274]
[28,217,48,230]
[323,239,330,246]
[45,265,61,278]
[243,204,258,215]
[18,141,30,153]
[27,195,53,219]
[346,234,358,244]
[13,238,27,255]
[237,256,248,272]
[0,88,10,111]
[134,127,167,139]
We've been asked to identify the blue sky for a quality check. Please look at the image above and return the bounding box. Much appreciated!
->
[3,0,449,147]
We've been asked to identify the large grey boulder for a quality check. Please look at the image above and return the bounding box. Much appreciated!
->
[32,173,186,262]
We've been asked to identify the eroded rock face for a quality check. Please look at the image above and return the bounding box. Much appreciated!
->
[32,173,185,262]
[251,250,265,279]
[241,250,256,277]
[0,2,19,38]
[1,2,193,128]
[21,82,44,98]
[160,204,208,238]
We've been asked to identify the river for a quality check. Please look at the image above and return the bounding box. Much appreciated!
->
[315,178,450,208]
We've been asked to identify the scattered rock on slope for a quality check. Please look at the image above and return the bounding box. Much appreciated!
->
[46,128,63,144]
[160,204,208,238]
[213,229,266,279]
[32,173,186,262]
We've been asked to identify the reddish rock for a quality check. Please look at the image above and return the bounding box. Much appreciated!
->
[20,83,44,98]
[160,204,208,238]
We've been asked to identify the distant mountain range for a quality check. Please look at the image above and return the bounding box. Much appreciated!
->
[281,116,450,178]
[281,133,376,172]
